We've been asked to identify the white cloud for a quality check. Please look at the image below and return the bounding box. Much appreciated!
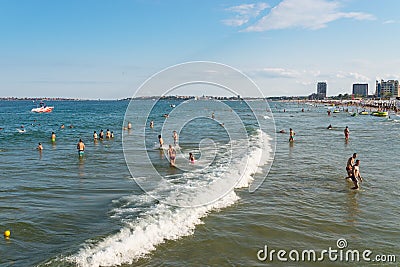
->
[250,67,321,80]
[242,0,375,32]
[383,20,396,24]
[336,71,370,82]
[222,3,270,27]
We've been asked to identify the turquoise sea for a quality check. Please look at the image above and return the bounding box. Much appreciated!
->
[0,100,399,266]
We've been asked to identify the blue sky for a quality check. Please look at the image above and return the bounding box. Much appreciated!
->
[0,0,399,99]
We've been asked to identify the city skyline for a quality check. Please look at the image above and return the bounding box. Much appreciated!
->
[0,0,399,99]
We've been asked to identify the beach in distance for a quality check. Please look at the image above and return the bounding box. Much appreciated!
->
[0,99,399,266]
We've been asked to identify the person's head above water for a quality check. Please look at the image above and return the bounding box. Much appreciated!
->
[158,135,161,138]
[353,153,357,158]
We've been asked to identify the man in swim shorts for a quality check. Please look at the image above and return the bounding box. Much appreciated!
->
[77,139,85,156]
[346,153,357,177]
[350,159,363,189]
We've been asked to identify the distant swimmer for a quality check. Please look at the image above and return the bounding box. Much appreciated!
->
[51,132,56,142]
[189,152,195,163]
[346,153,357,178]
[127,122,132,130]
[111,131,114,138]
[344,126,350,140]
[106,129,111,139]
[60,124,65,129]
[211,112,215,119]
[350,159,363,190]
[37,142,43,150]
[69,125,74,128]
[150,120,154,128]
[99,129,104,140]
[327,124,332,129]
[173,130,178,145]
[279,129,286,134]
[289,128,295,142]
[93,131,98,140]
[327,110,331,116]
[168,144,176,166]
[219,123,224,127]
[77,139,85,157]
[158,134,164,148]
[163,114,169,118]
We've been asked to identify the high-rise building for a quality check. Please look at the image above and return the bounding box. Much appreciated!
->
[376,80,399,98]
[352,83,368,97]
[317,82,327,98]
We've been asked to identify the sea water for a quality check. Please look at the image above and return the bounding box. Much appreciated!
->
[0,100,399,267]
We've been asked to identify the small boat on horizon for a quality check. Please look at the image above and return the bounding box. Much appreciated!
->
[31,101,54,113]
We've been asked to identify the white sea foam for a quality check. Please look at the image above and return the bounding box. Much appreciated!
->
[67,130,272,267]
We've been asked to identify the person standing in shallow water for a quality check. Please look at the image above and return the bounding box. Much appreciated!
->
[158,135,164,148]
[350,159,363,189]
[51,132,56,142]
[173,130,178,145]
[168,144,176,166]
[77,139,85,157]
[346,153,357,178]
[344,126,350,140]
[37,142,43,150]
[289,128,295,142]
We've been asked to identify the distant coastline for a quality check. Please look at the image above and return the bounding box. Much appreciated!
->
[1,95,400,102]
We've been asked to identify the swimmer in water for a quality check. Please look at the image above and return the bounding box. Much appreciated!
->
[127,122,132,130]
[150,120,154,128]
[106,129,111,139]
[60,124,65,129]
[93,131,98,140]
[51,132,56,142]
[189,152,195,163]
[99,129,104,140]
[327,124,332,129]
[168,144,176,166]
[77,139,85,157]
[37,142,43,150]
[211,112,215,119]
[111,131,114,138]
